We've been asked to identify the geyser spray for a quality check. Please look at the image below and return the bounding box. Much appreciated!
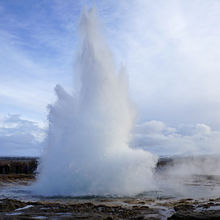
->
[33,7,157,196]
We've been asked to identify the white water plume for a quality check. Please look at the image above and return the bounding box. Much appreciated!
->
[33,7,157,196]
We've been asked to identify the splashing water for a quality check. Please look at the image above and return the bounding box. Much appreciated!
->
[33,7,157,196]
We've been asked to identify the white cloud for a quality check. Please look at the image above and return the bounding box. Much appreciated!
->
[0,115,45,156]
[131,120,220,156]
[1,115,219,157]
[114,0,220,128]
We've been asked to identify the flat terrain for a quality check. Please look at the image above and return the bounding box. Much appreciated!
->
[0,174,35,185]
[0,156,220,219]
[1,194,220,219]
[0,175,220,219]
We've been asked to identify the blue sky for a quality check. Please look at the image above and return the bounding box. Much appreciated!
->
[1,0,220,156]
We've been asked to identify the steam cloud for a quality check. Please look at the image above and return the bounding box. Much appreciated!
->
[33,8,157,196]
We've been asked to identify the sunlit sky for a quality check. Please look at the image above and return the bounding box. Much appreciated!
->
[1,0,220,156]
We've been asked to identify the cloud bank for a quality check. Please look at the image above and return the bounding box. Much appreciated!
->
[132,120,220,156]
[0,115,45,156]
[1,114,220,157]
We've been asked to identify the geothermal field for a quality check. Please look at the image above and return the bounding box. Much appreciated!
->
[1,4,220,220]
[1,155,220,219]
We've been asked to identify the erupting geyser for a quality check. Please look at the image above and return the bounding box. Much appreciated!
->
[33,7,157,196]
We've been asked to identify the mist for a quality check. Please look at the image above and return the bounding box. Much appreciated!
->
[32,8,157,196]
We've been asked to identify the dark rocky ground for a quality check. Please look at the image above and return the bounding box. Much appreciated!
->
[0,195,220,219]
[0,197,163,219]
[0,174,35,185]
[0,157,220,219]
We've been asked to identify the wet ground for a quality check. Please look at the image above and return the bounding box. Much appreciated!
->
[0,174,220,219]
